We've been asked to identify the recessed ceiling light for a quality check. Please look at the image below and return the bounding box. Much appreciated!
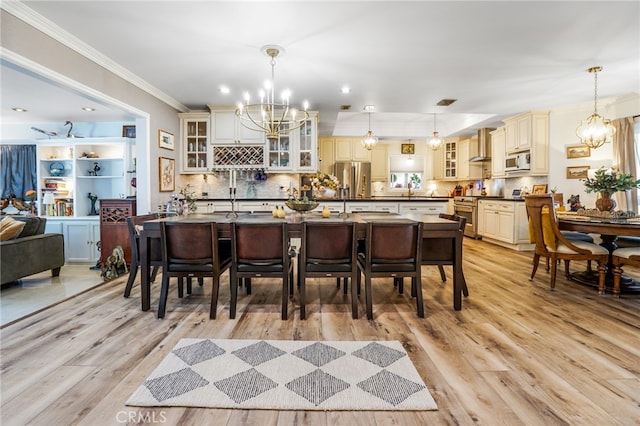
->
[82,107,96,111]
[219,85,230,94]
[363,105,375,112]
[341,86,351,94]
[12,107,27,112]
[436,99,457,106]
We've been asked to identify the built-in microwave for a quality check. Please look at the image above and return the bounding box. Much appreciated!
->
[505,152,531,172]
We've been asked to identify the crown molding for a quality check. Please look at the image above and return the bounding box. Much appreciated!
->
[2,1,189,113]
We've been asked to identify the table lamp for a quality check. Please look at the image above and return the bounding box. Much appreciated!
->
[43,192,55,216]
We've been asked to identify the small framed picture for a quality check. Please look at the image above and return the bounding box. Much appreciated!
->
[566,165,590,179]
[566,144,590,159]
[159,157,175,192]
[158,129,175,150]
[122,125,136,138]
[401,143,415,155]
[532,184,548,194]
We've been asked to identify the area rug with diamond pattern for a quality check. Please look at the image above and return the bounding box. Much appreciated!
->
[126,338,438,411]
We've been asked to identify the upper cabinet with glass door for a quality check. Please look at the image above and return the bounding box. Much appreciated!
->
[266,111,318,172]
[179,112,210,173]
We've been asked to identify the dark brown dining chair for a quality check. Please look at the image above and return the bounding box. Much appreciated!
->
[124,214,161,298]
[612,248,640,297]
[157,221,232,319]
[356,221,424,320]
[298,221,358,319]
[420,213,469,297]
[229,222,293,320]
[525,194,608,291]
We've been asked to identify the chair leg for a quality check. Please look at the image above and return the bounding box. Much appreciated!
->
[365,275,373,320]
[300,272,306,320]
[397,277,404,294]
[564,260,571,279]
[157,275,170,318]
[230,271,238,319]
[123,258,139,297]
[414,274,424,318]
[437,265,447,282]
[545,257,550,272]
[246,278,252,294]
[530,254,541,280]
[336,277,341,288]
[461,271,469,297]
[150,266,159,283]
[210,276,220,319]
[549,256,558,290]
[281,270,289,320]
[351,271,358,319]
[178,277,184,298]
[343,277,348,294]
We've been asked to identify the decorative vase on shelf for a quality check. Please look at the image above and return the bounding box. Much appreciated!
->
[595,192,616,212]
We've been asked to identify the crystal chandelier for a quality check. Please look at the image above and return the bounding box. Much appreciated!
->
[575,66,616,149]
[236,45,309,141]
[428,113,443,150]
[361,106,378,150]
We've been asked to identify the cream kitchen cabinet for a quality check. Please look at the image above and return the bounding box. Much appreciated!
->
[431,146,444,180]
[456,138,483,180]
[318,136,335,175]
[335,137,371,162]
[267,112,318,172]
[399,202,448,215]
[490,128,506,178]
[345,202,399,213]
[503,111,549,176]
[371,144,388,181]
[210,108,266,145]
[180,112,211,173]
[443,139,458,180]
[238,200,279,212]
[478,200,532,250]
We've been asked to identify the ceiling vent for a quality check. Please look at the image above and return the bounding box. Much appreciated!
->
[340,105,351,110]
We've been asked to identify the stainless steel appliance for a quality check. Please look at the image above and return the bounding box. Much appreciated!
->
[505,152,531,172]
[453,195,503,238]
[333,161,371,198]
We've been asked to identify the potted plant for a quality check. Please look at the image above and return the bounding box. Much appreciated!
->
[583,167,640,211]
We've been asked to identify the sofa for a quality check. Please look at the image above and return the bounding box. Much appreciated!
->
[0,215,65,285]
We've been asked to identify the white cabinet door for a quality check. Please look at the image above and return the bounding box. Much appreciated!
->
[212,109,266,144]
[490,128,506,178]
[64,220,100,263]
[318,137,335,175]
[335,137,371,162]
[399,202,447,215]
[180,113,210,173]
[371,145,388,181]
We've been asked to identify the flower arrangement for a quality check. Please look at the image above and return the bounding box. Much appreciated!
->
[583,167,640,194]
[311,173,339,192]
[179,184,198,213]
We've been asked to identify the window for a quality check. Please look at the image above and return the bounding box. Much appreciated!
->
[389,155,424,190]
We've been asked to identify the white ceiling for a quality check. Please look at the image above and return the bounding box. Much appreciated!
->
[2,1,639,139]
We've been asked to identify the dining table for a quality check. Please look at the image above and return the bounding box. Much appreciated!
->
[558,214,640,294]
[138,211,466,314]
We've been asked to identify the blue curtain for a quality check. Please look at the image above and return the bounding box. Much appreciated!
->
[1,145,38,199]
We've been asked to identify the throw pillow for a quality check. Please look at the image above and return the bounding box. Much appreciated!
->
[0,216,27,241]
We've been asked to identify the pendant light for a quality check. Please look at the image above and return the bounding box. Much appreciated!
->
[428,113,443,151]
[575,66,616,149]
[361,106,378,150]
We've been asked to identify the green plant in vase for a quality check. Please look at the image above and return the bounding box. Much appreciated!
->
[583,167,640,211]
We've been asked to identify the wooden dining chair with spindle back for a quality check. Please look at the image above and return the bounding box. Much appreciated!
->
[525,194,608,292]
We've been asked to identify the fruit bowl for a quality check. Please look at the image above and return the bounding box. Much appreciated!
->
[285,200,319,213]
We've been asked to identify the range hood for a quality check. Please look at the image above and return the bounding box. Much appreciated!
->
[469,128,495,162]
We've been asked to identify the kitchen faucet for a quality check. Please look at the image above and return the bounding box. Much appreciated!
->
[407,183,414,198]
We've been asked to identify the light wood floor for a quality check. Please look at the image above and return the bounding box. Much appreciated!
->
[1,239,639,425]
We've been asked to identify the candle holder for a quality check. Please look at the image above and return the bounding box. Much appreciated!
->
[338,186,349,218]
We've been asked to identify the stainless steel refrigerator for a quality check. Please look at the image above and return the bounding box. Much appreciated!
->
[333,161,371,198]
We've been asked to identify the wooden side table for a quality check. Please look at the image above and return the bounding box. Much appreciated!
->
[100,198,136,266]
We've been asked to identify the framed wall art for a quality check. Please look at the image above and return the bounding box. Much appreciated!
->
[566,165,589,179]
[122,125,136,138]
[158,129,175,150]
[159,157,175,192]
[566,144,590,159]
[532,184,548,194]
[401,143,415,155]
